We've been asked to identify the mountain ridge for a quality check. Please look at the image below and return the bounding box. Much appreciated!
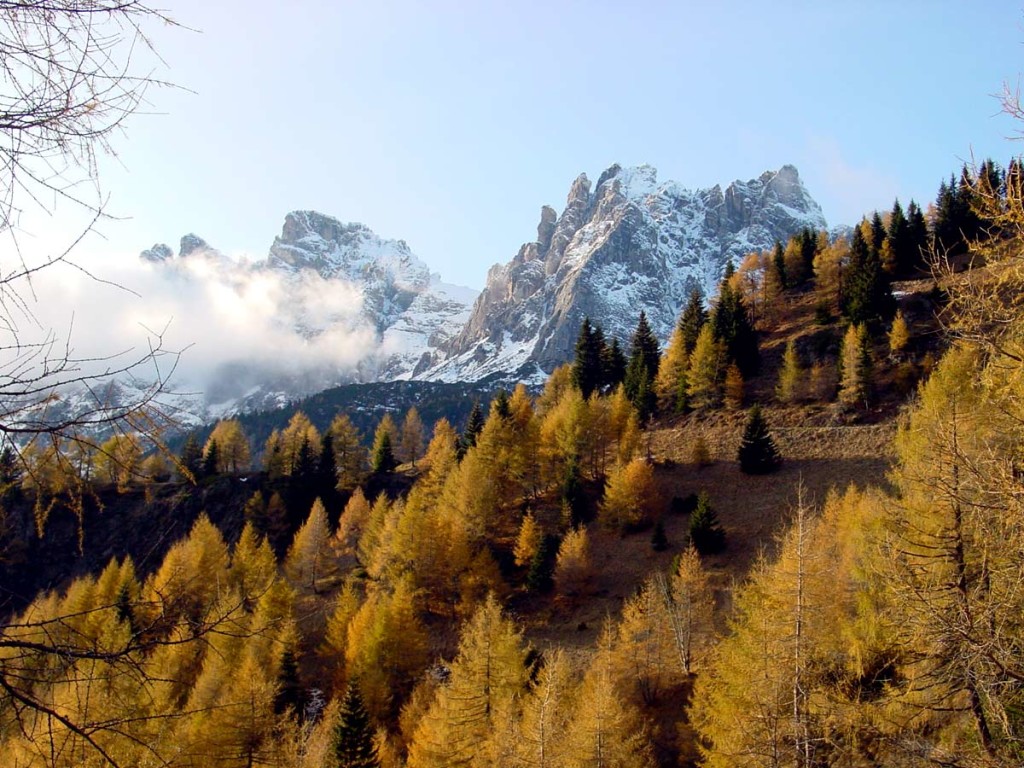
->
[126,163,827,422]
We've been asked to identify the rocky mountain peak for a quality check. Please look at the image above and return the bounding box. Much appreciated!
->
[179,234,211,257]
[139,243,173,263]
[424,163,827,383]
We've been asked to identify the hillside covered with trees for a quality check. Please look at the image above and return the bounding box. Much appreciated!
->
[4,154,1024,768]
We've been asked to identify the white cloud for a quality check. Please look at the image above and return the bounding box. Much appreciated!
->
[3,248,380,407]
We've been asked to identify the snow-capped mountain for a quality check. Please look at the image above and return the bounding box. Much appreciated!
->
[136,213,477,418]
[423,163,825,382]
[22,163,825,435]
[262,210,476,379]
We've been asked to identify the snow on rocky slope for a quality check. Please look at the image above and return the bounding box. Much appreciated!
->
[423,163,826,382]
[18,163,826,434]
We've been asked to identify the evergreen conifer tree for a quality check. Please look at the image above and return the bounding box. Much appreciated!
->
[710,275,760,376]
[689,491,725,554]
[842,223,893,324]
[799,227,818,285]
[561,457,587,527]
[737,405,782,474]
[630,310,661,379]
[317,432,337,489]
[624,311,660,418]
[678,287,708,356]
[885,199,913,276]
[370,428,396,473]
[527,535,557,593]
[179,434,203,481]
[202,439,219,478]
[275,648,305,716]
[772,241,787,291]
[601,336,627,390]
[906,200,929,271]
[460,402,485,457]
[334,682,380,768]
[573,317,604,398]
[293,435,318,481]
[492,389,511,420]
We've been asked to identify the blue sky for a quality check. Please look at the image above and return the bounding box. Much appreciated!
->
[43,1,1024,289]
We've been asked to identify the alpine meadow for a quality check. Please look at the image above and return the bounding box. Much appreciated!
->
[4,3,1024,768]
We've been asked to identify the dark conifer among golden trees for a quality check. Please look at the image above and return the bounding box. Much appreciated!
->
[737,405,781,474]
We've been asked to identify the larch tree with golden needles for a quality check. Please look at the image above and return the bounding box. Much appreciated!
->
[554,525,591,597]
[838,323,872,410]
[599,457,655,533]
[514,511,543,568]
[776,339,802,404]
[280,410,322,475]
[205,418,251,474]
[284,497,336,594]
[566,628,653,768]
[344,578,430,722]
[330,413,368,490]
[687,324,724,411]
[399,407,425,467]
[887,309,910,359]
[406,595,529,768]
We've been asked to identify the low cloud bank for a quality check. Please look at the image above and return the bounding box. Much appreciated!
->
[7,249,381,406]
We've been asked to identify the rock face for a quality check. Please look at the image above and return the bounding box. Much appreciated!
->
[424,164,825,382]
[119,163,825,424]
[265,210,477,379]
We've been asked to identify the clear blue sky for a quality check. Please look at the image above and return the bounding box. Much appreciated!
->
[57,1,1024,289]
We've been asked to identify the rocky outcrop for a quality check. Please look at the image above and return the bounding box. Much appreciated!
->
[424,163,825,382]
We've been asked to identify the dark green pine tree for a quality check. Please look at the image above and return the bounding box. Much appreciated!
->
[955,165,984,245]
[678,287,708,357]
[561,457,588,527]
[202,439,220,478]
[294,435,319,481]
[458,402,485,459]
[842,224,893,325]
[600,336,627,390]
[689,491,725,554]
[370,430,396,473]
[931,171,979,257]
[906,200,929,272]
[526,535,557,593]
[275,648,305,716]
[624,311,660,419]
[885,199,913,276]
[317,432,338,502]
[318,432,337,483]
[573,317,604,398]
[631,310,661,379]
[492,389,511,419]
[737,405,782,475]
[180,434,204,481]
[798,228,818,286]
[464,402,484,446]
[710,275,760,377]
[334,682,380,768]
[869,211,886,254]
[772,241,787,291]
